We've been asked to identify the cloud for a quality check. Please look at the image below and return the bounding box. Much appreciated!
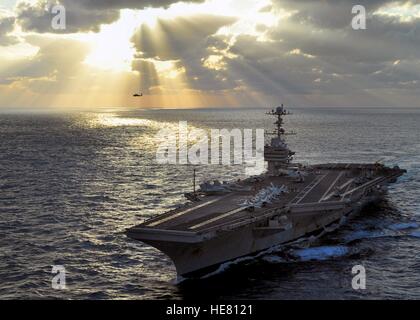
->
[16,0,205,33]
[0,14,18,46]
[132,14,236,60]
[16,1,119,33]
[272,0,393,29]
[131,58,160,91]
[124,0,420,106]
[0,36,89,88]
[207,0,420,103]
[131,14,237,91]
[3,0,420,107]
[266,1,420,62]
[0,31,146,109]
[63,0,203,10]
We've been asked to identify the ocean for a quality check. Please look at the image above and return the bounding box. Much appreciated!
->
[0,106,419,299]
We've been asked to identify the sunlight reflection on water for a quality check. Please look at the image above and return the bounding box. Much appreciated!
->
[1,107,420,299]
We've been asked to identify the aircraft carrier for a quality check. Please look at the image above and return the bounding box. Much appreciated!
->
[126,106,406,277]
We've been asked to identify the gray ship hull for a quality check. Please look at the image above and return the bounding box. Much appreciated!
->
[131,208,352,277]
[141,202,365,277]
[127,166,401,277]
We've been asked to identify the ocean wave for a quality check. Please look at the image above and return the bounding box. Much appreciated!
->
[2,108,420,299]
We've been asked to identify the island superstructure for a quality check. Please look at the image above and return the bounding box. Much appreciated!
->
[127,105,406,277]
[264,105,295,173]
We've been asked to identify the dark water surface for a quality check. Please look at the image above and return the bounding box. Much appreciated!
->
[0,107,419,299]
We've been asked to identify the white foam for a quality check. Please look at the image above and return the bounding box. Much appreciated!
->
[409,231,420,238]
[262,255,286,263]
[343,230,387,243]
[290,246,350,262]
[173,275,187,284]
[344,223,420,243]
[387,222,419,231]
[200,255,255,279]
[198,241,291,278]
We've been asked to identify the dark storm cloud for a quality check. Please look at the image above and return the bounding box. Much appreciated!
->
[0,15,18,46]
[16,0,204,33]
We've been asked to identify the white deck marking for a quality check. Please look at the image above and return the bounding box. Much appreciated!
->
[340,181,353,201]
[295,174,328,204]
[189,206,247,230]
[146,197,222,227]
[338,178,355,190]
[342,176,383,198]
[319,172,344,202]
[290,174,324,204]
[322,178,355,202]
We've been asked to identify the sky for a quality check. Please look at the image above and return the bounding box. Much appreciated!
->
[0,0,419,109]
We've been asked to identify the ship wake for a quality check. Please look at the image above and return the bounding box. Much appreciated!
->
[180,219,420,281]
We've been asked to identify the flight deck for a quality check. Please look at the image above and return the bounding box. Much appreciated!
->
[131,164,397,233]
